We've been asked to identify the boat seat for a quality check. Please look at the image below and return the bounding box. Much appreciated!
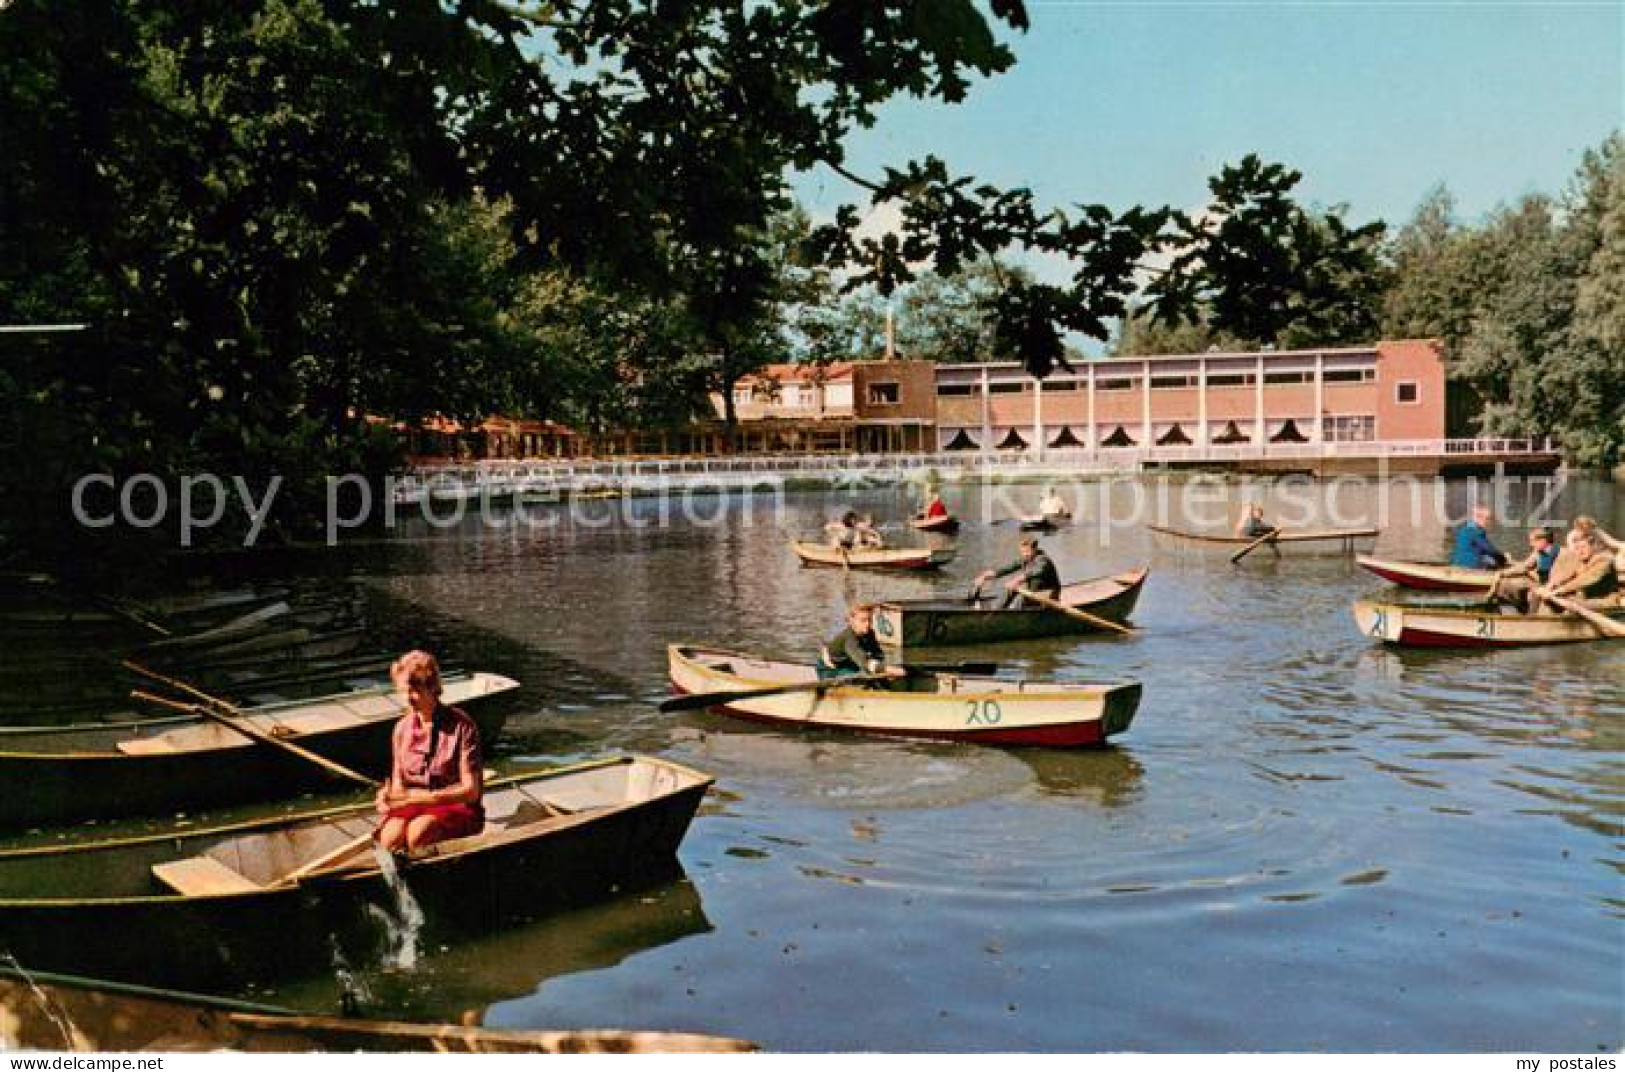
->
[152,855,264,896]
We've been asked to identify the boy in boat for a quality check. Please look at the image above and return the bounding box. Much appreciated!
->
[1038,487,1070,519]
[818,604,906,680]
[1491,527,1559,612]
[1450,504,1507,569]
[825,511,860,549]
[856,514,885,549]
[1534,534,1621,614]
[1235,502,1277,540]
[376,650,485,855]
[976,536,1062,609]
[919,489,949,521]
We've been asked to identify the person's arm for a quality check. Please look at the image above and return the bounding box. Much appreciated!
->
[1592,527,1622,552]
[1498,552,1535,578]
[841,631,878,670]
[976,559,1019,585]
[1548,557,1610,598]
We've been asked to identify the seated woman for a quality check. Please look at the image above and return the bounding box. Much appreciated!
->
[376,650,484,854]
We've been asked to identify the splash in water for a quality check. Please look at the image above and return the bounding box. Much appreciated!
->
[0,954,82,1051]
[365,846,426,971]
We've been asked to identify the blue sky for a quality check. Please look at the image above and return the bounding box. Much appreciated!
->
[795,2,1623,231]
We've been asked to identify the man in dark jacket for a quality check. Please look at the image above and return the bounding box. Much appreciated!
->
[976,537,1062,609]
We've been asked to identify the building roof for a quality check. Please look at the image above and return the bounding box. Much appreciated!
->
[741,362,856,385]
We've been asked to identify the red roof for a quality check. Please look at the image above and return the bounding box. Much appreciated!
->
[743,362,855,385]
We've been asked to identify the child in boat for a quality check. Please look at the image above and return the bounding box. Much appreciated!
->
[1038,487,1070,519]
[818,604,906,680]
[976,537,1062,609]
[1491,527,1559,611]
[920,489,949,520]
[376,650,485,854]
[825,511,860,549]
[1450,504,1507,569]
[1534,534,1621,614]
[856,515,885,549]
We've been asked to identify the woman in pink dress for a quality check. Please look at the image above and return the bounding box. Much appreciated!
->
[376,650,484,854]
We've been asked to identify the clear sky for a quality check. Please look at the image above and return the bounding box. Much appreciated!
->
[795,2,1624,232]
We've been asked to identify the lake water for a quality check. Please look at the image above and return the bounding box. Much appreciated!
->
[5,472,1622,1051]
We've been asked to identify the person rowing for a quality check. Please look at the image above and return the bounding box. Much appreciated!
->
[817,604,907,681]
[975,536,1062,609]
[1037,487,1070,520]
[1533,533,1620,615]
[917,488,949,522]
[825,511,861,550]
[1235,502,1277,540]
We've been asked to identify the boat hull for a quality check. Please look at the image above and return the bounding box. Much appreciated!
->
[909,515,961,535]
[790,541,955,570]
[667,645,1140,748]
[0,757,711,989]
[874,568,1148,647]
[1149,524,1379,556]
[1352,599,1624,648]
[1355,555,1499,593]
[0,673,518,828]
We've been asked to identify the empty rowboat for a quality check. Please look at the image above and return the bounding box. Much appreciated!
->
[0,756,712,988]
[874,567,1149,647]
[790,541,956,570]
[1355,555,1499,593]
[1148,524,1379,556]
[1352,598,1625,648]
[667,644,1141,748]
[0,672,519,828]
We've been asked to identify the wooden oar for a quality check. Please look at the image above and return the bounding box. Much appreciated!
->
[1014,586,1134,635]
[659,670,892,713]
[126,662,382,789]
[271,832,377,887]
[1540,593,1625,638]
[1230,529,1280,564]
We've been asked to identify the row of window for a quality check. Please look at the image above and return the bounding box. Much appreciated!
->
[939,367,1378,395]
[941,413,1383,451]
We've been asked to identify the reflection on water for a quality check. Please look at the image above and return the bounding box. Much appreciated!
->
[2,476,1621,1051]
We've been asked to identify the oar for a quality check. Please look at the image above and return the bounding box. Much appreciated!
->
[1230,529,1280,564]
[838,544,852,572]
[1014,586,1134,635]
[271,832,377,887]
[126,661,383,789]
[1539,593,1625,638]
[659,670,892,713]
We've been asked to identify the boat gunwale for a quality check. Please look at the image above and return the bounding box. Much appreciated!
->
[1350,598,1623,625]
[876,567,1148,615]
[669,644,1132,702]
[1148,523,1379,544]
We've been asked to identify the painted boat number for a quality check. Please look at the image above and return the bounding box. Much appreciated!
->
[1369,608,1388,638]
[876,615,894,637]
[1477,616,1494,639]
[965,699,1003,725]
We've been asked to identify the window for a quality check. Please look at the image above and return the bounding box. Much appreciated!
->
[989,381,1030,394]
[1151,375,1195,390]
[1042,379,1080,392]
[1396,382,1419,404]
[1324,368,1375,384]
[1323,415,1376,442]
[1264,371,1312,385]
[1207,373,1255,388]
[937,384,976,397]
[1095,377,1137,392]
[868,382,900,405]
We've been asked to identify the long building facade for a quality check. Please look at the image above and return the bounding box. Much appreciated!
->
[932,340,1446,453]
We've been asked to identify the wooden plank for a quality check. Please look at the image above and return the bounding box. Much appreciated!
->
[151,856,263,896]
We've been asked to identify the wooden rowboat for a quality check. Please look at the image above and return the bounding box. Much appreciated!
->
[790,540,956,570]
[1352,598,1625,648]
[1017,512,1068,532]
[1148,524,1379,556]
[874,567,1149,648]
[0,965,755,1052]
[0,756,712,988]
[1355,555,1499,593]
[908,514,961,535]
[0,672,519,828]
[667,644,1141,748]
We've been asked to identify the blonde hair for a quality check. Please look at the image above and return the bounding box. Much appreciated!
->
[391,649,444,697]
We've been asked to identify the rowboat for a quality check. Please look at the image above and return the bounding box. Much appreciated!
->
[874,567,1149,647]
[1018,512,1068,532]
[667,644,1141,747]
[0,756,712,988]
[790,540,956,570]
[1148,524,1379,556]
[0,672,519,827]
[908,514,961,535]
[1352,598,1625,648]
[0,965,755,1053]
[1355,555,1499,593]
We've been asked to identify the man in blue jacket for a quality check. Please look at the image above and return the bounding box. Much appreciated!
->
[1451,504,1506,569]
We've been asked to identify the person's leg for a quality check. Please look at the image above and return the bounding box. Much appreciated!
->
[404,813,445,853]
[376,815,409,853]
